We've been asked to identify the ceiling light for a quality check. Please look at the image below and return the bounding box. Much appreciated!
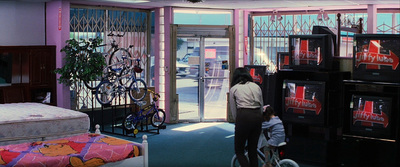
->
[317,8,325,21]
[184,0,204,3]
[317,13,323,21]
[277,13,283,21]
[271,14,275,22]
[323,13,330,21]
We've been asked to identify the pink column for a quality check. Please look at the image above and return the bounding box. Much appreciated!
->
[164,6,173,123]
[46,1,70,109]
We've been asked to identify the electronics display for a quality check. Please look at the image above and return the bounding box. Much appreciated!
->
[277,52,291,71]
[353,34,400,83]
[289,34,334,71]
[312,26,337,57]
[244,65,266,88]
[349,95,393,139]
[282,80,326,126]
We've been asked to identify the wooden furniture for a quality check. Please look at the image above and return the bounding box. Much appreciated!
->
[336,13,363,57]
[0,46,56,105]
[2,85,26,103]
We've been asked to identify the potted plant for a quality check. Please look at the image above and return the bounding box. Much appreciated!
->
[55,37,106,87]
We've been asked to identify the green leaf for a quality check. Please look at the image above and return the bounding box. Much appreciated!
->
[55,37,106,86]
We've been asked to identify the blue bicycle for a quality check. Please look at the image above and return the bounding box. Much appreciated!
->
[123,89,166,135]
[95,56,147,104]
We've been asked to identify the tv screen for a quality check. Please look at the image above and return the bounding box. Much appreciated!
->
[353,34,400,83]
[244,65,266,88]
[277,52,291,71]
[289,34,333,71]
[349,95,393,139]
[282,80,326,126]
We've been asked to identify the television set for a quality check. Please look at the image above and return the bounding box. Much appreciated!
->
[282,80,326,126]
[353,34,400,83]
[289,34,334,71]
[244,65,266,88]
[312,26,337,57]
[349,95,394,139]
[277,52,291,71]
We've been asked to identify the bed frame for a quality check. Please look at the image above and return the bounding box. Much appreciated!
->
[95,124,149,167]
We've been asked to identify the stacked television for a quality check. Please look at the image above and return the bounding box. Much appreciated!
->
[339,34,400,166]
[276,26,348,165]
[278,26,343,128]
[343,34,400,141]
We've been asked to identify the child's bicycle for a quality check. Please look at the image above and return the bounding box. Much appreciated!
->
[123,89,166,135]
[231,142,299,167]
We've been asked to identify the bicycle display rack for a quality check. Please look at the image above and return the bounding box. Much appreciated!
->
[128,115,167,138]
[81,89,166,138]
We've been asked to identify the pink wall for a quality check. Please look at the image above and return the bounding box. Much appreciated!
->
[46,1,70,109]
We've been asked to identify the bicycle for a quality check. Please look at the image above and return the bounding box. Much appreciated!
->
[95,58,147,105]
[231,142,299,167]
[123,89,166,135]
[84,32,134,90]
[105,31,134,71]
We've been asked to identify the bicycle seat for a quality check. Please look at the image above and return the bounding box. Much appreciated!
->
[278,142,287,147]
[135,101,147,107]
[111,68,122,72]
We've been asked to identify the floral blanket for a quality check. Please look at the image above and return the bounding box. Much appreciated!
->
[0,133,141,167]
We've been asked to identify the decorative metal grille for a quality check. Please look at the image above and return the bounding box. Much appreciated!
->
[377,13,400,34]
[69,6,150,110]
[250,11,400,72]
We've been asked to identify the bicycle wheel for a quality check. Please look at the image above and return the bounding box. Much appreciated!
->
[84,75,104,90]
[151,109,166,127]
[278,159,299,167]
[231,151,265,167]
[108,48,132,70]
[231,154,240,167]
[123,113,139,131]
[84,66,115,90]
[95,81,115,105]
[128,79,147,102]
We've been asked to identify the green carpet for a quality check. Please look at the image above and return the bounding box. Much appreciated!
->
[108,122,235,167]
[106,122,317,167]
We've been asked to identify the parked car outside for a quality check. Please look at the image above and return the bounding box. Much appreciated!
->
[176,61,190,77]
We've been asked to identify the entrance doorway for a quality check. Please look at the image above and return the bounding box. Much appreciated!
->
[172,25,234,122]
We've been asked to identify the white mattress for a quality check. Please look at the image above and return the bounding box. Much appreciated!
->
[0,102,90,145]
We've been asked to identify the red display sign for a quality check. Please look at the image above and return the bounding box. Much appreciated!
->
[355,40,399,70]
[353,100,389,128]
[285,85,322,115]
[292,39,322,64]
[249,68,263,85]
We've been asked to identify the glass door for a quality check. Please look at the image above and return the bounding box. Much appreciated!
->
[176,37,230,121]
[203,38,230,120]
[176,37,201,121]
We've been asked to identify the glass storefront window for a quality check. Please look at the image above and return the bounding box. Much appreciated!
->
[173,8,232,25]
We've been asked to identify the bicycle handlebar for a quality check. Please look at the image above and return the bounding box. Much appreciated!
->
[122,55,141,62]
